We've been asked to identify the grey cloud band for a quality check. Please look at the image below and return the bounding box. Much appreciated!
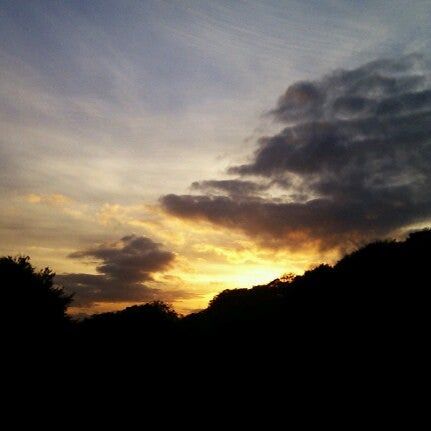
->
[161,54,431,249]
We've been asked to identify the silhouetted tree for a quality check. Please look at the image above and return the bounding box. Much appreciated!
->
[1,255,73,341]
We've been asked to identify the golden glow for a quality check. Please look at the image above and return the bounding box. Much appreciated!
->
[6,195,340,316]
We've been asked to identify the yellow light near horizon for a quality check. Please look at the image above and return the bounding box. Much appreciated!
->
[13,196,335,317]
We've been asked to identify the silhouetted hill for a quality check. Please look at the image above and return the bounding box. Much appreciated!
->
[2,229,430,362]
[181,229,430,355]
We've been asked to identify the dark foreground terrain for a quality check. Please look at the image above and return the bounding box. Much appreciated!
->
[2,229,429,374]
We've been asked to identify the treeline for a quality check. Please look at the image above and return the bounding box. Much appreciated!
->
[2,229,429,358]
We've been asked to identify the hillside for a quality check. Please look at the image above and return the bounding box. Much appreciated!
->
[2,229,429,359]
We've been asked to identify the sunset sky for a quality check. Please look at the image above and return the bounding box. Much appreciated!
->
[1,0,431,315]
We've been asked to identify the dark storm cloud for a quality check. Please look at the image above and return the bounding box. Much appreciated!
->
[56,235,191,306]
[161,54,431,248]
[269,53,429,124]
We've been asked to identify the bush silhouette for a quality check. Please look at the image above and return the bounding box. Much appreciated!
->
[79,301,179,351]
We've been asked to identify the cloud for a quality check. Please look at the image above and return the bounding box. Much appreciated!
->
[56,235,192,306]
[268,54,429,124]
[191,179,270,197]
[25,193,73,206]
[161,54,431,249]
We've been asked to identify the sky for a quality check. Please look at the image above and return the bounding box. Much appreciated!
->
[1,0,431,315]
